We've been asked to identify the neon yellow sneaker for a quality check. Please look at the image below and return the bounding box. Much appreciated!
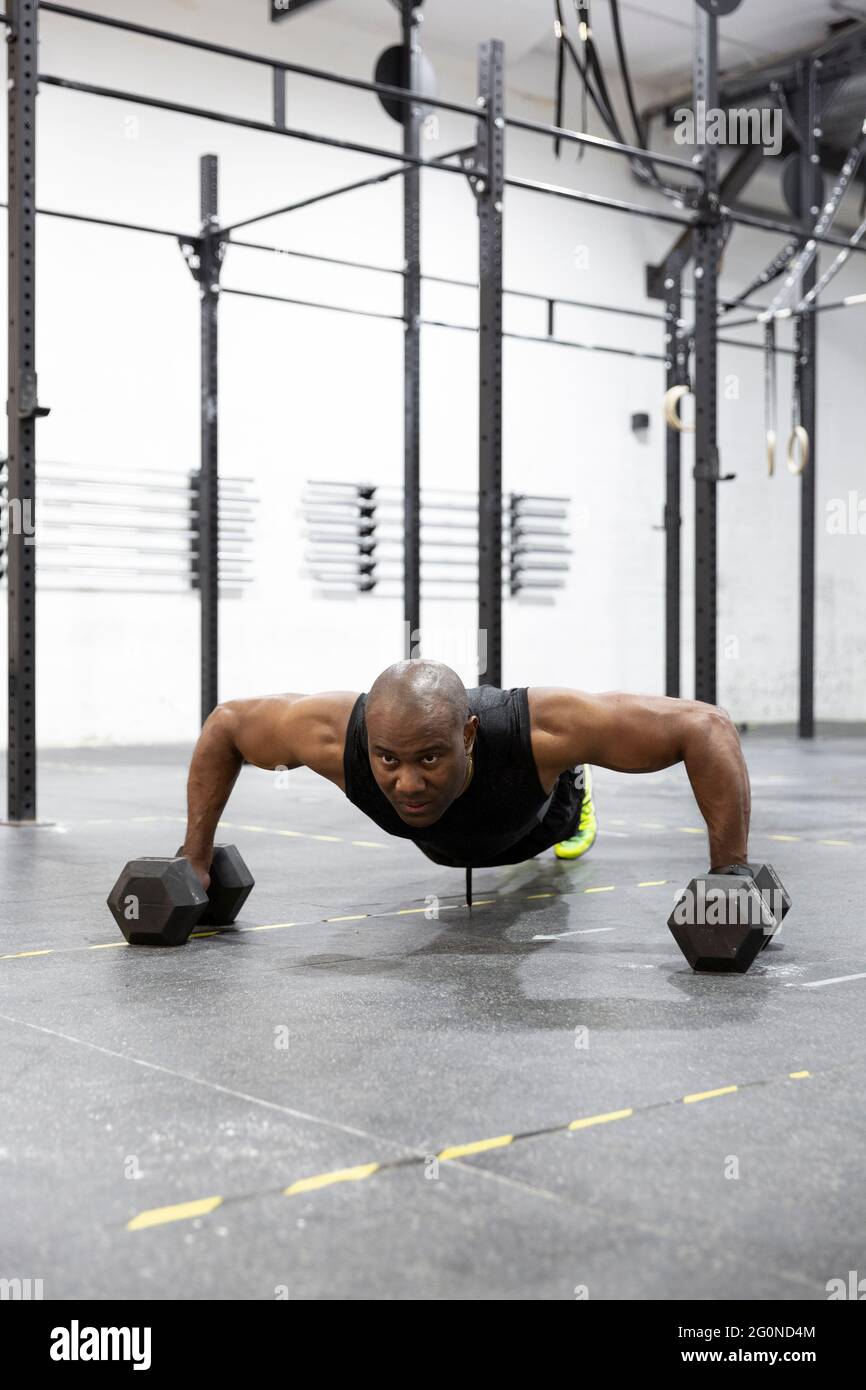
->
[554,765,597,860]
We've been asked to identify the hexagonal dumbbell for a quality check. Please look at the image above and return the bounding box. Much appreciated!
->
[108,845,254,946]
[107,857,209,946]
[667,862,789,973]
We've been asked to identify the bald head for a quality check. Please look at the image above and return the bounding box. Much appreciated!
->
[367,659,469,730]
[364,660,477,827]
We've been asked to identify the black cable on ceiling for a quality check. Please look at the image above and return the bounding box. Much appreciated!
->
[608,0,647,149]
[554,1,616,149]
[553,5,567,156]
[553,2,690,201]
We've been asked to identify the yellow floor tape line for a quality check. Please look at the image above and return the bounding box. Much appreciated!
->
[438,1135,513,1160]
[127,1196,223,1231]
[683,1084,738,1104]
[569,1108,633,1131]
[126,1063,834,1233]
[284,1163,380,1196]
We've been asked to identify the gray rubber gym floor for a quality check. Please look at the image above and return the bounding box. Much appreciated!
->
[1,733,864,1301]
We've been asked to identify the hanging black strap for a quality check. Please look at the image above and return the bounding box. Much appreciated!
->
[792,312,803,435]
[764,318,776,476]
[466,866,473,916]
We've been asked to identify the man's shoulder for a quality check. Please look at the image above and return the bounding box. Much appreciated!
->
[288,691,362,789]
[526,688,582,788]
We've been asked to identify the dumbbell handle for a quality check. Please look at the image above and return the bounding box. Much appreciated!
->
[713,861,792,949]
[176,844,254,926]
[176,846,211,892]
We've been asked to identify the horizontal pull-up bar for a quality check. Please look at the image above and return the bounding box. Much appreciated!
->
[713,291,866,329]
[221,283,666,362]
[222,280,791,356]
[0,197,190,241]
[726,203,866,257]
[422,272,664,322]
[1,186,670,334]
[39,4,481,120]
[506,113,702,177]
[42,57,861,272]
[228,235,665,322]
[221,286,404,324]
[229,238,402,278]
[507,174,866,258]
[39,76,478,178]
[421,316,666,363]
[506,175,695,228]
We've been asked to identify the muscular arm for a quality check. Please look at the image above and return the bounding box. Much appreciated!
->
[530,688,751,869]
[181,692,357,882]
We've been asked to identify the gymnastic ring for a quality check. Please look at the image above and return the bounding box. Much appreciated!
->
[786,425,809,475]
[663,384,694,433]
[766,429,776,478]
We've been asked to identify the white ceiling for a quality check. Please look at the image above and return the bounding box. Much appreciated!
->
[283,0,866,94]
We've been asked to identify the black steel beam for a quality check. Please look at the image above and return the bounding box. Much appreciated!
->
[270,0,332,21]
[219,283,667,360]
[218,144,474,239]
[38,77,479,179]
[433,276,662,321]
[505,112,701,176]
[0,198,191,240]
[797,66,818,739]
[724,199,866,254]
[506,175,694,229]
[713,334,795,355]
[427,317,665,360]
[228,239,401,278]
[228,229,665,323]
[38,6,480,119]
[220,286,403,324]
[692,2,721,706]
[476,41,504,688]
[40,73,866,255]
[663,278,685,697]
[402,1,422,658]
[510,169,866,255]
[729,196,861,241]
[647,145,762,301]
[199,156,221,724]
[6,0,46,822]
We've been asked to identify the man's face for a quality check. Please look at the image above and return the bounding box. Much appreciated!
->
[366,701,477,828]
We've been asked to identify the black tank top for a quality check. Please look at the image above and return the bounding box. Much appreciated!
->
[343,685,582,868]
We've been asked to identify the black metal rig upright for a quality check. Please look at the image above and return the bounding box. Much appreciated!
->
[796,62,819,739]
[6,0,48,823]
[402,2,422,660]
[198,155,222,725]
[475,40,505,688]
[692,1,724,706]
